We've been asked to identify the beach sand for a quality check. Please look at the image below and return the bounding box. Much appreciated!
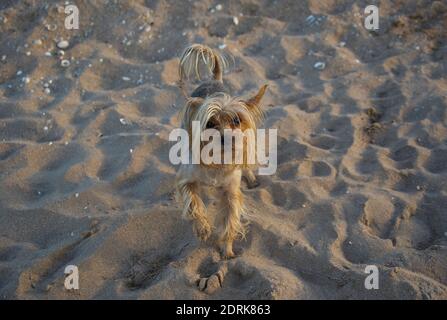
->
[0,0,447,299]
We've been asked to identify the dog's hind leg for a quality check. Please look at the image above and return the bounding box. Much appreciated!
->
[177,181,212,241]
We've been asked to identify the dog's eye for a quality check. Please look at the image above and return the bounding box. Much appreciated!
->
[232,117,240,127]
[206,121,215,129]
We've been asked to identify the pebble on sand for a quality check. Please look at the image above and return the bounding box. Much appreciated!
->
[57,40,69,49]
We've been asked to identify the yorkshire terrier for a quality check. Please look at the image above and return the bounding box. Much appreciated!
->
[175,44,267,264]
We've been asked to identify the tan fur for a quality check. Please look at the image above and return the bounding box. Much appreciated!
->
[179,44,228,82]
[175,44,267,261]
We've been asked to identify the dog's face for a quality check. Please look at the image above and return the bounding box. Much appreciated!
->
[203,99,254,164]
[180,85,267,167]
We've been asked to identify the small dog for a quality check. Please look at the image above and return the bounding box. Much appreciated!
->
[175,44,267,260]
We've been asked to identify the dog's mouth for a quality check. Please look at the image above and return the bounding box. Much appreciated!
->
[200,137,247,166]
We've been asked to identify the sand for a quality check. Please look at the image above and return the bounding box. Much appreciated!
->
[0,0,447,299]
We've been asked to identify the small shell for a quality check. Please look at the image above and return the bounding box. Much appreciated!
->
[61,59,70,67]
[46,24,57,31]
[313,61,326,70]
[306,15,316,25]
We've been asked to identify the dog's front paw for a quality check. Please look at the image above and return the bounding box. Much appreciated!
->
[246,178,260,189]
[222,249,236,260]
[193,220,212,241]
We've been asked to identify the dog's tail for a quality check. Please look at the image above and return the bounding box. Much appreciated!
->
[179,44,227,83]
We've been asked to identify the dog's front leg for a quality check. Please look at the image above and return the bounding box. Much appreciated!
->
[243,169,259,189]
[177,181,212,241]
[217,181,245,259]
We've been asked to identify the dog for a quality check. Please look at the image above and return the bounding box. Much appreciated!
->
[175,44,267,263]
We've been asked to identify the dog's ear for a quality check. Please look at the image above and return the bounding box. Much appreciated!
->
[245,84,268,110]
[244,85,267,124]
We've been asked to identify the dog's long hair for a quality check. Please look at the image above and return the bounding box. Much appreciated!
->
[176,45,268,258]
[178,44,267,168]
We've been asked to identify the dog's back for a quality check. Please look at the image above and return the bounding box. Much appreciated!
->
[190,80,228,98]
